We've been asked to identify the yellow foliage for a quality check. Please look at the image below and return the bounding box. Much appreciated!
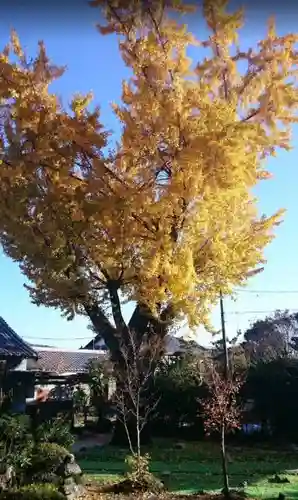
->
[0,1,297,334]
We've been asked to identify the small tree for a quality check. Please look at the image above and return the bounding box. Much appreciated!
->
[73,385,89,426]
[87,359,111,422]
[201,365,243,497]
[113,329,161,483]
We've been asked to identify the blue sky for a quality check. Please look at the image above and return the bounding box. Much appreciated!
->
[0,1,297,348]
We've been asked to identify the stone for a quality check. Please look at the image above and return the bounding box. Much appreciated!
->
[61,478,85,500]
[59,454,82,479]
[65,462,82,478]
[0,465,15,491]
[284,469,298,476]
[289,443,298,452]
[147,494,159,500]
[161,470,171,477]
[58,454,85,500]
[269,475,290,484]
[174,442,186,450]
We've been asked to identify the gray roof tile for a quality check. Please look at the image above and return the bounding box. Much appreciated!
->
[31,349,106,374]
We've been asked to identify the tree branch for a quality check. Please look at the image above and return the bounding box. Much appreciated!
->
[107,279,128,333]
[83,300,118,352]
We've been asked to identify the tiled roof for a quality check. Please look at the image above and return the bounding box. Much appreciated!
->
[84,333,204,355]
[29,348,106,375]
[0,317,37,358]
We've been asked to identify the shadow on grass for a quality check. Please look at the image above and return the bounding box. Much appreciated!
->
[79,440,298,495]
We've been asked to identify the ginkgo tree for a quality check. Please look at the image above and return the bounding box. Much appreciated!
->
[0,0,297,364]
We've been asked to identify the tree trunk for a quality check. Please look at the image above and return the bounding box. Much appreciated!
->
[221,421,230,498]
[111,417,151,446]
[220,291,230,498]
[83,299,174,446]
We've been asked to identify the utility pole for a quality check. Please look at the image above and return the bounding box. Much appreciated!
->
[219,290,229,380]
[219,289,230,497]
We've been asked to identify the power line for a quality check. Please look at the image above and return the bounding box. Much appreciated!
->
[23,336,92,341]
[225,308,298,316]
[235,289,298,294]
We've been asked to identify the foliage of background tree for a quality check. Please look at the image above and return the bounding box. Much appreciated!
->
[243,310,298,363]
[152,354,208,438]
[0,0,297,364]
[245,357,298,440]
[87,359,111,428]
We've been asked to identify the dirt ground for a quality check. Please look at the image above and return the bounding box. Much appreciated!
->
[84,485,248,500]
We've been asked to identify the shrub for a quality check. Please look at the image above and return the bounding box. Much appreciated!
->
[0,415,33,479]
[125,453,163,492]
[35,419,74,450]
[30,442,69,478]
[0,414,32,455]
[0,484,64,500]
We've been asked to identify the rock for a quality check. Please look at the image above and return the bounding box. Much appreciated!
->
[289,443,298,452]
[174,442,186,450]
[0,465,15,491]
[64,455,82,478]
[278,494,286,500]
[61,478,85,500]
[160,470,171,477]
[284,469,298,476]
[269,475,290,484]
[58,454,85,500]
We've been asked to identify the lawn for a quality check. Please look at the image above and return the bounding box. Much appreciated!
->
[77,439,298,497]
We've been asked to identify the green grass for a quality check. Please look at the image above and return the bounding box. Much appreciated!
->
[78,439,298,497]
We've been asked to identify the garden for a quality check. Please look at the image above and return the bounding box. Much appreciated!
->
[1,0,298,498]
[0,347,297,500]
[79,440,298,498]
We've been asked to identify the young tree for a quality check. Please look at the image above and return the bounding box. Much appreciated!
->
[201,365,243,497]
[73,385,90,426]
[0,0,297,368]
[87,359,111,423]
[113,329,161,468]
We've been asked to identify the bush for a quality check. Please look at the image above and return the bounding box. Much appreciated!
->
[0,484,64,500]
[0,414,32,455]
[0,415,33,478]
[35,419,74,450]
[0,415,74,486]
[30,442,69,478]
[125,453,163,492]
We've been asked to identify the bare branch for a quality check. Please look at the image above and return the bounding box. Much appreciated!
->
[200,363,244,435]
[113,328,161,458]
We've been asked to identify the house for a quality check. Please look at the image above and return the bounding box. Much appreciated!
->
[0,317,37,412]
[27,347,107,403]
[83,332,203,356]
[0,317,107,413]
